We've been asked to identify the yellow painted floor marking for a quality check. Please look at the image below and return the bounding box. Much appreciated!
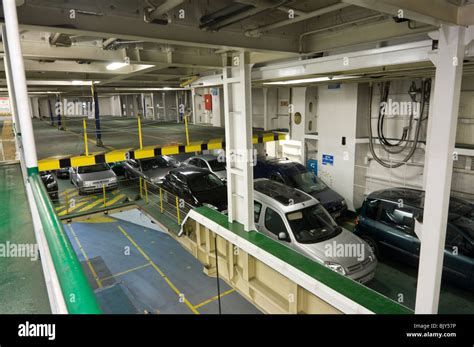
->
[80,216,117,223]
[67,224,103,289]
[105,193,126,207]
[101,263,151,282]
[117,225,199,314]
[57,200,89,216]
[193,288,236,309]
[77,197,105,213]
[59,188,76,197]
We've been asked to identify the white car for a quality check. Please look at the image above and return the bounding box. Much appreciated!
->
[69,163,118,194]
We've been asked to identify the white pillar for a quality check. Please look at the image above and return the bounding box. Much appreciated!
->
[223,52,255,231]
[415,25,467,314]
[2,0,38,174]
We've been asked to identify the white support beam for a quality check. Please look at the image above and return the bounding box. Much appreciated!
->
[223,52,255,231]
[2,0,38,172]
[415,24,467,314]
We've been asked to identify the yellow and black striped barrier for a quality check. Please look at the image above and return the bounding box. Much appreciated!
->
[38,132,287,172]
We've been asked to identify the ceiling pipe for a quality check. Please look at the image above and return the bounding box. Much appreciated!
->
[144,0,184,24]
[235,0,306,16]
[298,14,386,52]
[200,3,255,29]
[245,2,351,37]
[209,1,291,31]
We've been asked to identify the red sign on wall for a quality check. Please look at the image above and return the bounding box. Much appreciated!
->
[204,94,212,110]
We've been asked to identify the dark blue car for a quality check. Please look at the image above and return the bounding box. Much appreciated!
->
[253,157,347,218]
[354,188,474,289]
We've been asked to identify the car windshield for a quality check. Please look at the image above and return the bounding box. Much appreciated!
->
[208,159,226,172]
[286,204,341,244]
[141,157,171,171]
[289,172,328,194]
[78,163,110,174]
[188,173,225,193]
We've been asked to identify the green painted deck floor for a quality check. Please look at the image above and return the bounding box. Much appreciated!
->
[0,164,50,313]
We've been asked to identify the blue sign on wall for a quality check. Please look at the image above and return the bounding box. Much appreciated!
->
[307,159,318,176]
[322,154,334,166]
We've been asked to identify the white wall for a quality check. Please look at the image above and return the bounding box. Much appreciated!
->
[317,83,358,211]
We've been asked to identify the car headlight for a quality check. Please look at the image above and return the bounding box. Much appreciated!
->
[46,182,57,189]
[109,177,117,183]
[340,200,346,206]
[83,181,93,187]
[324,261,346,275]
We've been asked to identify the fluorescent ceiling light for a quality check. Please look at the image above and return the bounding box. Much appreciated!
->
[263,75,360,85]
[106,62,128,71]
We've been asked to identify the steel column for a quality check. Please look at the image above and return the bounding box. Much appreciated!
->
[91,83,103,146]
[222,52,255,231]
[2,0,38,175]
[415,25,467,314]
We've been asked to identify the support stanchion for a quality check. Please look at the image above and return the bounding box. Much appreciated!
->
[159,187,163,213]
[102,184,106,207]
[83,118,89,156]
[138,117,143,149]
[144,180,149,203]
[184,115,190,145]
[175,196,181,224]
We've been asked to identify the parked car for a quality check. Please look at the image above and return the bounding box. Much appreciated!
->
[55,167,69,179]
[182,154,227,181]
[354,188,474,289]
[254,179,377,283]
[69,163,118,194]
[161,167,228,212]
[40,171,58,201]
[254,157,347,218]
[123,156,179,184]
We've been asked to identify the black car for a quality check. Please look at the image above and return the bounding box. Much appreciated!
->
[161,167,228,212]
[40,171,59,201]
[354,188,474,289]
[254,157,347,218]
[55,168,69,179]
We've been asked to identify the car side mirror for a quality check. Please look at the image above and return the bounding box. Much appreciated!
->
[278,232,289,241]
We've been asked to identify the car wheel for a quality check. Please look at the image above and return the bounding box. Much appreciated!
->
[361,235,380,258]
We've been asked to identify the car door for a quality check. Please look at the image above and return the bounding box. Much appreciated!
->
[262,206,291,244]
[441,226,474,287]
[373,201,419,264]
[69,167,78,185]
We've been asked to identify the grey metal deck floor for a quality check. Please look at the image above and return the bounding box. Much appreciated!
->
[33,117,227,160]
[64,213,260,314]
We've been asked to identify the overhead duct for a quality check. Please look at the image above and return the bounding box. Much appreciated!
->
[200,3,255,30]
[49,33,72,47]
[245,2,351,37]
[144,0,185,24]
[200,0,292,31]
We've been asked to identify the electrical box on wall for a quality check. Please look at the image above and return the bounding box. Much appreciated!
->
[204,94,212,110]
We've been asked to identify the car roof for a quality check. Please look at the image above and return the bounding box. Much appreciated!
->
[170,166,210,177]
[257,156,306,170]
[254,178,317,212]
[366,188,424,208]
[189,154,219,161]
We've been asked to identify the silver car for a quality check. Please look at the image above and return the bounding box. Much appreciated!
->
[69,163,118,194]
[253,179,377,284]
[123,156,180,184]
[182,154,227,181]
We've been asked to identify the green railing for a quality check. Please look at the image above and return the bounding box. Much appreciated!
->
[29,172,101,314]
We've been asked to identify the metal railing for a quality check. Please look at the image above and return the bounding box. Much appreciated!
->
[137,177,193,225]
